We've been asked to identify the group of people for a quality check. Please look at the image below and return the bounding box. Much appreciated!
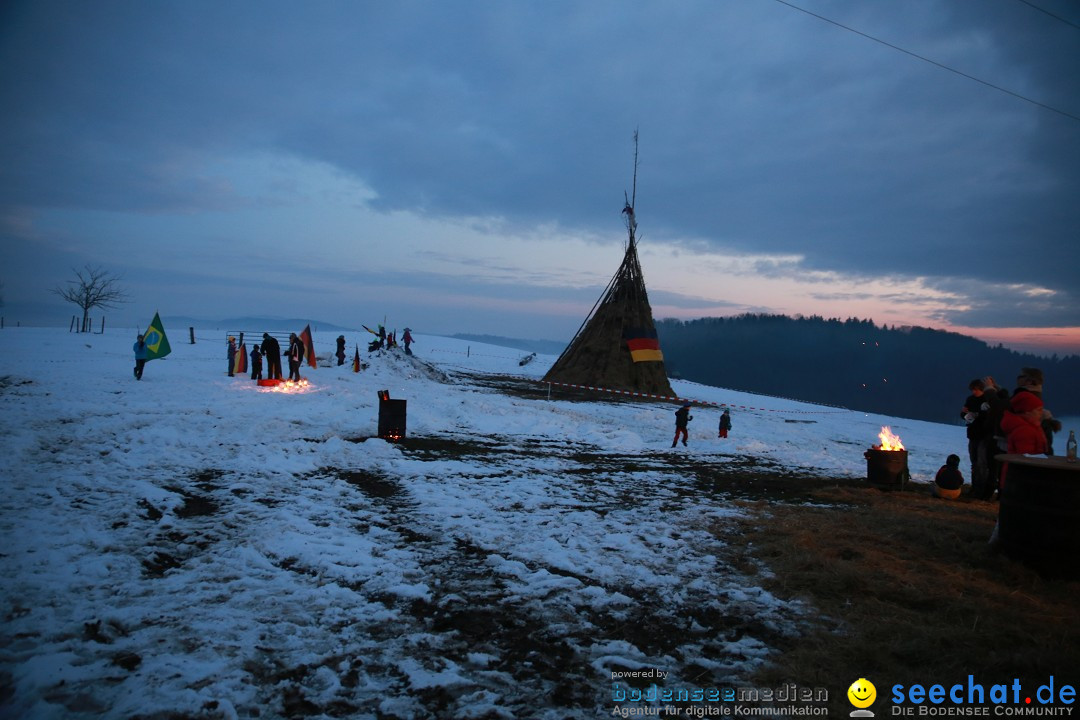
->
[364,325,415,355]
[671,403,733,448]
[934,367,1061,500]
[223,333,306,382]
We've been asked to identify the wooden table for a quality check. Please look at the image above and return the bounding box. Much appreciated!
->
[995,454,1080,579]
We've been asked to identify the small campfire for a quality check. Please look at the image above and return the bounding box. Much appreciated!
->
[259,378,313,393]
[865,426,909,489]
[377,390,407,442]
[874,426,905,451]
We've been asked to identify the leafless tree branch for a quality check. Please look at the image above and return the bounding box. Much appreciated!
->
[52,265,130,332]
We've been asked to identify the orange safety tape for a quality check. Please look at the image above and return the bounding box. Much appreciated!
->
[540,380,848,415]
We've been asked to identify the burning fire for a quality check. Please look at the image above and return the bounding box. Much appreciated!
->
[264,378,312,394]
[877,425,905,451]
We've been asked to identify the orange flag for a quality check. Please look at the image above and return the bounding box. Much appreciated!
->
[352,345,361,373]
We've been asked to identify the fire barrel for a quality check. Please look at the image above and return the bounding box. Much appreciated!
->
[378,398,407,441]
[864,448,909,490]
[997,454,1080,579]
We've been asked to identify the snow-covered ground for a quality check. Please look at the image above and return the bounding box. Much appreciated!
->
[0,326,965,719]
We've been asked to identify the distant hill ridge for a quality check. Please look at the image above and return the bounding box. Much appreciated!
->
[162,316,357,333]
[656,314,1080,425]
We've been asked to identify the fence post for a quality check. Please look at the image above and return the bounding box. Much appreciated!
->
[189,327,196,344]
[100,316,105,334]
[70,316,76,332]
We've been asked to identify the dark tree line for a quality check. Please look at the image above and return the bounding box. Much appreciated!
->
[656,314,1080,424]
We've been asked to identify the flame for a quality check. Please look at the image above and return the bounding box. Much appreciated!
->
[264,378,312,394]
[878,426,904,451]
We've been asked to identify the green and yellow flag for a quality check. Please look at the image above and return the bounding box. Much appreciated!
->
[143,313,172,360]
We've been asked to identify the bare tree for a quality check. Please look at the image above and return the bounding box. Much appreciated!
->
[53,265,130,332]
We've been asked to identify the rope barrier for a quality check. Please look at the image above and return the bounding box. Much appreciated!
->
[428,347,531,360]
[539,379,850,415]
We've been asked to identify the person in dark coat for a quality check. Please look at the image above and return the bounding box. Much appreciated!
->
[973,376,1009,499]
[133,334,148,380]
[261,333,282,380]
[250,344,263,381]
[960,378,988,492]
[718,409,732,438]
[671,402,692,448]
[933,454,964,500]
[335,335,346,366]
[227,337,237,377]
[286,332,305,382]
[403,328,414,356]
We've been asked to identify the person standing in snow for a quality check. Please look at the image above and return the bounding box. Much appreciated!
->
[227,337,237,377]
[133,333,148,380]
[261,333,282,380]
[403,328,414,356]
[286,332,305,382]
[672,402,692,448]
[718,409,732,439]
[250,344,263,381]
[335,335,346,366]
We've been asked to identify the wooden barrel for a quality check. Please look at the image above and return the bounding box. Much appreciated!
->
[864,449,909,490]
[378,399,407,441]
[997,454,1080,579]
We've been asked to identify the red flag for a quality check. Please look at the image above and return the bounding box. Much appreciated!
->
[234,342,248,375]
[352,345,361,373]
[300,325,317,368]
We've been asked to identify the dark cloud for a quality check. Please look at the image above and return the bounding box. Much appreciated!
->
[2,0,1078,333]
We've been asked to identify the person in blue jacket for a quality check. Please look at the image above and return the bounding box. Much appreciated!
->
[133,334,148,380]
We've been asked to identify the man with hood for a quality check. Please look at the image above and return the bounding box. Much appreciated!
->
[261,333,282,380]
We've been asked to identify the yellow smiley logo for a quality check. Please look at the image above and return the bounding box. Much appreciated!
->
[848,678,876,709]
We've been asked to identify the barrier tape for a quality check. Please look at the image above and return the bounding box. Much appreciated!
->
[540,379,849,415]
[428,348,525,360]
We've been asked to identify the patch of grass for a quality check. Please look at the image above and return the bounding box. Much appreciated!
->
[722,483,1080,713]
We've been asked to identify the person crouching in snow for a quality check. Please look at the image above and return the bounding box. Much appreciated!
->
[718,409,732,438]
[933,454,964,500]
[672,402,692,448]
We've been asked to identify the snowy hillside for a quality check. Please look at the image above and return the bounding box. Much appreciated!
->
[0,326,965,719]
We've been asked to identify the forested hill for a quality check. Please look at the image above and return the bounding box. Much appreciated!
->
[656,315,1080,425]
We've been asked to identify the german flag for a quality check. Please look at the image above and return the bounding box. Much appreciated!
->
[352,345,361,373]
[300,324,317,368]
[234,342,248,375]
[623,327,663,363]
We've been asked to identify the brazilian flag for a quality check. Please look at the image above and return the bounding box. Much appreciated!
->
[143,313,172,360]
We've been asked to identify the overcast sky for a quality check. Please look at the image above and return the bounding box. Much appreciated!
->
[2,0,1078,354]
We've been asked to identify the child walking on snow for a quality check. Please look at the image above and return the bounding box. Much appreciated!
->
[718,409,732,438]
[672,402,692,448]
